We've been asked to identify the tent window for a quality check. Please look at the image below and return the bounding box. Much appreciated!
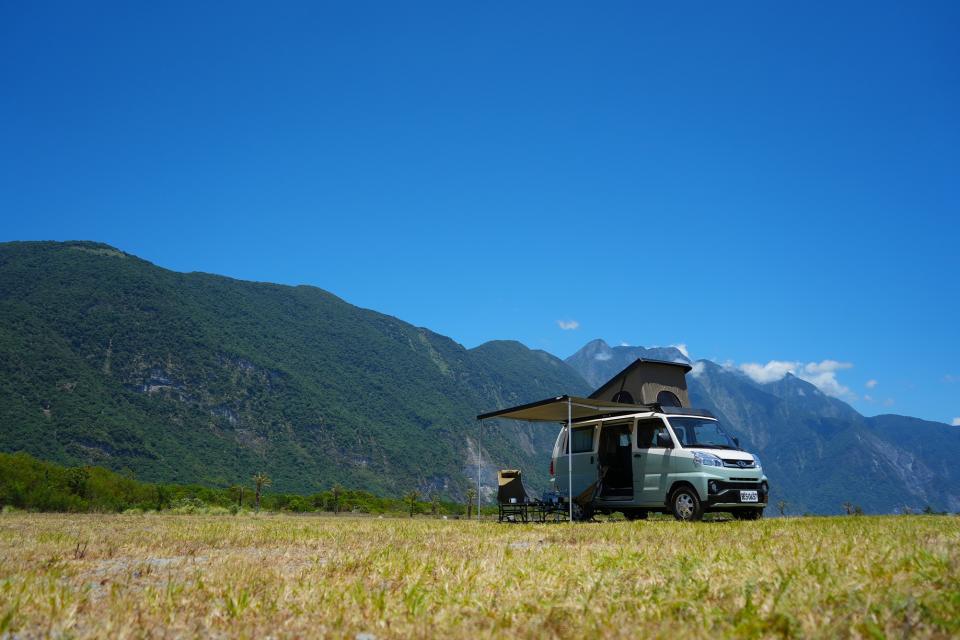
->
[611,390,634,404]
[657,390,682,407]
[566,426,595,454]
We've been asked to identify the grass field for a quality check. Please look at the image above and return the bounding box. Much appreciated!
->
[0,513,957,639]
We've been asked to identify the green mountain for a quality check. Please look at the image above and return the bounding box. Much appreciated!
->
[0,241,588,497]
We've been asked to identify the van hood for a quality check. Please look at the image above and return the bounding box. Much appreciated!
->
[685,448,755,462]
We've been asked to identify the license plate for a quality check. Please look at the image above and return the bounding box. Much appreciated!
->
[740,490,759,503]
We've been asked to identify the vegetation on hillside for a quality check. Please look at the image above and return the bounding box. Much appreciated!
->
[0,241,589,498]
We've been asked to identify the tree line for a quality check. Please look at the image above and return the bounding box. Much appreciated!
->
[0,451,487,517]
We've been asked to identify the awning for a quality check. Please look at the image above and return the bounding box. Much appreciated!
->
[477,395,652,422]
[474,395,653,524]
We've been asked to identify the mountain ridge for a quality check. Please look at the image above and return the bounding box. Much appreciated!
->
[2,240,957,513]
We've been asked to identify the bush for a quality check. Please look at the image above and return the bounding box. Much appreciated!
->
[167,497,208,514]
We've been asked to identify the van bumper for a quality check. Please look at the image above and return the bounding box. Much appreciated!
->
[704,478,769,508]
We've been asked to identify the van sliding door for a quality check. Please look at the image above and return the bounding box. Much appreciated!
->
[553,424,597,500]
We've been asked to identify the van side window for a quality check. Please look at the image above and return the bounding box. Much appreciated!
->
[672,425,688,446]
[566,426,595,453]
[636,420,668,448]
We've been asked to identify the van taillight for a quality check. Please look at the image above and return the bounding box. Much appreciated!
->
[550,459,554,476]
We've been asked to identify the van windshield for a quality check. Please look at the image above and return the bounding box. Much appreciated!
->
[668,417,738,449]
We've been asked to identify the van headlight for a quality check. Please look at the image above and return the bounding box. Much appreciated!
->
[752,454,762,469]
[692,451,723,467]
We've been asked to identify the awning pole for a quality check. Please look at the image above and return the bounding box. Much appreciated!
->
[567,397,573,523]
[477,419,483,521]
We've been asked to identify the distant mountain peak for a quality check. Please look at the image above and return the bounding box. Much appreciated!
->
[564,339,691,388]
[583,338,611,349]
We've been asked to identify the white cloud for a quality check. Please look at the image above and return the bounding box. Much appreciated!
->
[619,342,630,347]
[865,379,878,389]
[945,375,958,384]
[556,320,579,331]
[739,361,798,384]
[594,352,611,361]
[882,398,895,407]
[738,359,855,400]
[864,395,874,402]
[690,361,705,378]
[672,343,690,358]
[953,418,960,426]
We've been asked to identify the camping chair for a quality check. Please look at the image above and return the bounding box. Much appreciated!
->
[497,469,543,523]
[570,466,607,521]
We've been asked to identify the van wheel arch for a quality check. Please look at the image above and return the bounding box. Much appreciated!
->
[667,482,704,522]
[666,481,700,506]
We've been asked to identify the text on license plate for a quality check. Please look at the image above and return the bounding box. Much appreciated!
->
[740,490,759,503]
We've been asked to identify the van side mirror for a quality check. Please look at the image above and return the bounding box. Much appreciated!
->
[733,437,740,448]
[656,432,672,448]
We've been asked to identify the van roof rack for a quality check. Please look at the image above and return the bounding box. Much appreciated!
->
[657,406,716,418]
[569,405,717,423]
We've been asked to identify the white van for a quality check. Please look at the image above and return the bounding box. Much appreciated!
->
[551,407,769,521]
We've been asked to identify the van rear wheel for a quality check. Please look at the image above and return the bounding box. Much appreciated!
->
[670,487,704,522]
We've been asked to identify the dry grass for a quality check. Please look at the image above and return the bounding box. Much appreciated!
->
[0,512,958,638]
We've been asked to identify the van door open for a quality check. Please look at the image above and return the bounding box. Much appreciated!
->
[553,424,598,499]
[634,418,673,505]
[598,422,634,499]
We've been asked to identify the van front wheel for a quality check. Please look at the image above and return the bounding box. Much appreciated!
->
[670,487,704,522]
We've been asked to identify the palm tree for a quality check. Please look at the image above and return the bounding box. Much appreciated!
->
[406,490,421,518]
[465,487,477,519]
[253,472,272,512]
[229,485,244,508]
[331,484,343,514]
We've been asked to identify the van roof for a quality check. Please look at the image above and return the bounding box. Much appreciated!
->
[571,406,716,424]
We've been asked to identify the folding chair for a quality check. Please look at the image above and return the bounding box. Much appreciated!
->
[497,469,543,522]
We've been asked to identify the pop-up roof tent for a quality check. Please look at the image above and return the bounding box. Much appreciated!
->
[589,358,692,408]
[475,358,693,522]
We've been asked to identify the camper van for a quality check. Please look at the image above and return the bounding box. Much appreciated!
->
[550,406,768,521]
[478,357,770,522]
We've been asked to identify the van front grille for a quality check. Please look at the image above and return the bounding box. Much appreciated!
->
[716,480,761,491]
[722,459,756,469]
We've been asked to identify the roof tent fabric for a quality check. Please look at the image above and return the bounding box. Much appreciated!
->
[588,358,693,408]
[476,395,651,422]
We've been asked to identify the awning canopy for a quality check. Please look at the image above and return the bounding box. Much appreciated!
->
[477,395,653,423]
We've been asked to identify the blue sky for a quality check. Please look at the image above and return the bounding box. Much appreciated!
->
[2,2,958,423]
